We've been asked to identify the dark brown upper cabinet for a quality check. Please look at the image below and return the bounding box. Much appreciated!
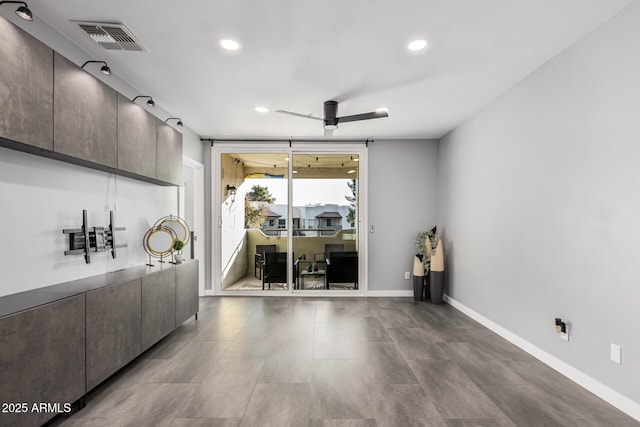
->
[156,119,184,185]
[117,93,157,179]
[0,18,53,150]
[53,53,118,168]
[1,19,184,187]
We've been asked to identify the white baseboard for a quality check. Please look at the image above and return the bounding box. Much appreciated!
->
[366,290,413,297]
[444,295,640,422]
[201,289,413,298]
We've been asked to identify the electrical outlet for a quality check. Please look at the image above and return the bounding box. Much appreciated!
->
[555,318,569,341]
[404,271,410,280]
[610,344,622,365]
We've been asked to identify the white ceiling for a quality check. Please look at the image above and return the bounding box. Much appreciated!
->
[4,0,633,139]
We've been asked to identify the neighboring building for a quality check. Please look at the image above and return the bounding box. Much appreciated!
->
[257,203,352,236]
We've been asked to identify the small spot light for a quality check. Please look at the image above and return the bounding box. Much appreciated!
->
[0,1,33,21]
[164,118,183,127]
[132,95,155,107]
[81,60,111,76]
[226,185,237,203]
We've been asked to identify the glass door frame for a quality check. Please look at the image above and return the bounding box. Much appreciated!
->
[212,142,368,296]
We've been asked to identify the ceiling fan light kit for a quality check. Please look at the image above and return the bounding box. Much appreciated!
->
[277,99,388,136]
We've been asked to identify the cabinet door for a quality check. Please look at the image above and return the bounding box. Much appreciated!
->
[141,268,175,350]
[156,119,183,185]
[176,260,199,325]
[0,18,53,150]
[117,93,157,179]
[86,278,141,391]
[53,53,117,168]
[0,294,85,427]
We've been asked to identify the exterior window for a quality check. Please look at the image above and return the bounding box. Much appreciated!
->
[278,219,286,228]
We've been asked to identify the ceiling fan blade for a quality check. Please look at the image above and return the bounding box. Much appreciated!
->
[275,110,323,121]
[337,111,388,123]
[323,128,334,137]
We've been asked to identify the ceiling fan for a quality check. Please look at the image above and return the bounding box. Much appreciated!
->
[276,100,388,136]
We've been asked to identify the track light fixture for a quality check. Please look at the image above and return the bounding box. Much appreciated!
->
[0,1,33,21]
[164,117,183,127]
[132,95,155,107]
[81,60,111,75]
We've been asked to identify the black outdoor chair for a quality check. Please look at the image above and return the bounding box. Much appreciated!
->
[325,251,358,289]
[255,244,277,279]
[262,251,290,290]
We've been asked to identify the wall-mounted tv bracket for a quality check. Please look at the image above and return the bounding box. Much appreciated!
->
[63,210,126,264]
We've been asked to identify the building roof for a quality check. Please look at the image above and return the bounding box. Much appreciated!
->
[315,211,343,218]
[264,209,282,218]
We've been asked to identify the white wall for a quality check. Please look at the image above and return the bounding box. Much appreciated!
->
[0,147,177,297]
[438,2,640,406]
[368,139,439,292]
[182,127,204,164]
[221,188,247,280]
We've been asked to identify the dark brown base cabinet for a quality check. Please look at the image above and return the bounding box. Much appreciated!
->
[0,295,86,427]
[142,268,177,351]
[0,261,198,427]
[86,278,142,391]
[176,260,199,325]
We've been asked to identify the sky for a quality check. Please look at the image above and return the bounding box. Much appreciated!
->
[240,178,353,206]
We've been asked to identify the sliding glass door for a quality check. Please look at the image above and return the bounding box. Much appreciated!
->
[214,145,364,294]
[219,152,289,291]
[291,153,359,291]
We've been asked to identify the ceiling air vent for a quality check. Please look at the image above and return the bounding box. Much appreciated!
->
[72,21,147,51]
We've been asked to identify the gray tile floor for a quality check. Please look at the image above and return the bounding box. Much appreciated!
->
[52,297,638,427]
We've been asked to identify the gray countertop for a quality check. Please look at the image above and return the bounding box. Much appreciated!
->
[0,261,195,318]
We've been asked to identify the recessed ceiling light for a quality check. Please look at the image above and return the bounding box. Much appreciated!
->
[255,106,269,113]
[219,38,240,51]
[293,170,298,174]
[408,39,428,51]
[284,157,290,161]
[354,158,359,162]
[347,170,356,174]
[376,107,389,113]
